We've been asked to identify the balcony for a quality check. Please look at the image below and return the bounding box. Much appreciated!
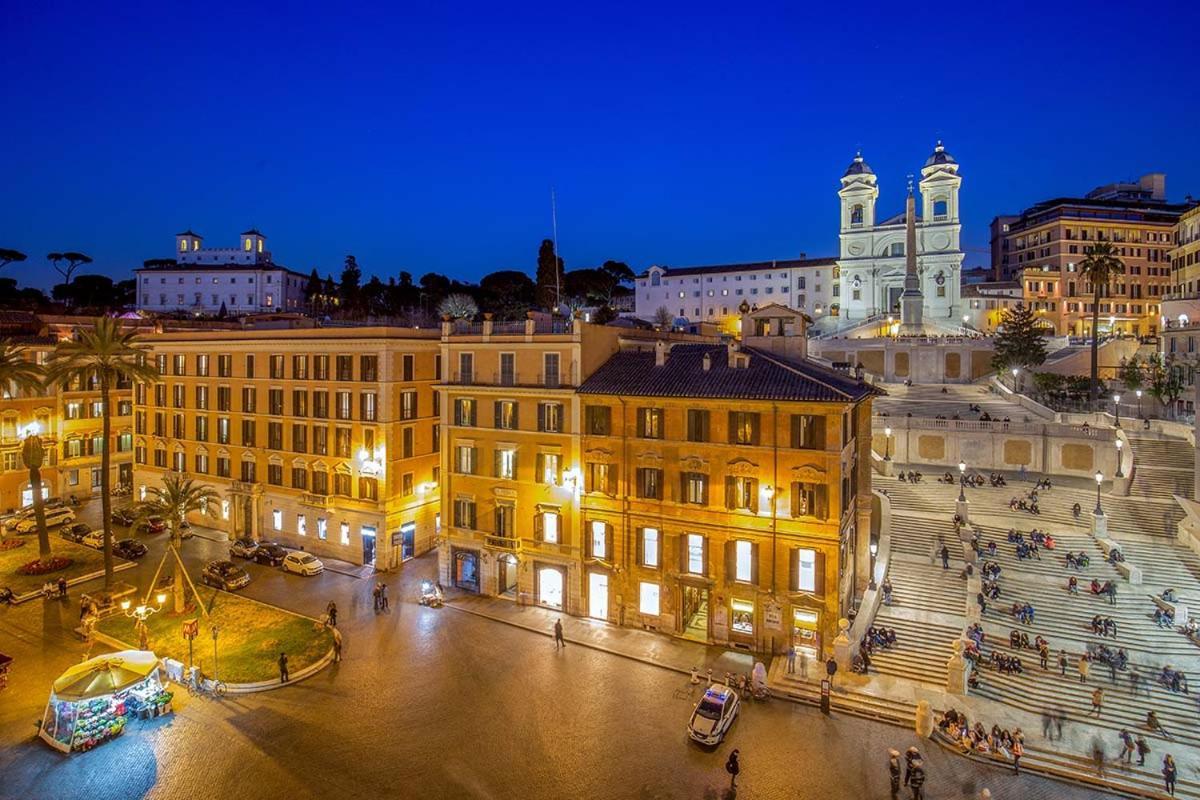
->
[299,492,333,508]
[447,367,576,389]
[483,534,522,553]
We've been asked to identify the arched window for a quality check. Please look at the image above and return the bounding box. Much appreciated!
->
[888,243,905,257]
[850,204,864,226]
[650,272,661,287]
[244,238,253,252]
[932,198,948,219]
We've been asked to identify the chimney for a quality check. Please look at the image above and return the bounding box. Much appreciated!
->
[654,339,667,367]
[855,362,865,380]
[702,352,711,372]
[727,342,739,368]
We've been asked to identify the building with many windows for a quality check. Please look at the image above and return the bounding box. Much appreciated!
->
[992,173,1194,337]
[135,229,310,315]
[132,326,441,568]
[437,308,877,658]
[0,314,135,512]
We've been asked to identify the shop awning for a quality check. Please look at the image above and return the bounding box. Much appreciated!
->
[52,650,159,702]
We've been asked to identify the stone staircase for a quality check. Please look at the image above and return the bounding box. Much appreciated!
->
[1128,433,1195,501]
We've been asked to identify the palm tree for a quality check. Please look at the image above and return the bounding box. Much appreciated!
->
[45,318,158,586]
[437,293,478,320]
[132,475,219,612]
[1078,242,1125,405]
[0,342,52,558]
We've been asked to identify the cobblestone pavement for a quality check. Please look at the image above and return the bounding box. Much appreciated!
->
[0,505,1109,799]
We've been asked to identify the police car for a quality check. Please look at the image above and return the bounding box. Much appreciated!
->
[687,683,740,745]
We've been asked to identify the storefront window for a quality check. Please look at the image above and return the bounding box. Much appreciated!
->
[793,608,820,659]
[731,598,754,635]
[639,582,660,615]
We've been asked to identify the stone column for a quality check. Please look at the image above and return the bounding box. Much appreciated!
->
[1092,511,1107,538]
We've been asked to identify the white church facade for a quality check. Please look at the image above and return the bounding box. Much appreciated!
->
[835,143,964,326]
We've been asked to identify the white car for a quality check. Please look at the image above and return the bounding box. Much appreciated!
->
[281,552,324,576]
[687,683,740,745]
[80,530,107,550]
[11,507,75,533]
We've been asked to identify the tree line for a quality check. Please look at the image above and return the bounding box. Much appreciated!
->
[0,248,135,313]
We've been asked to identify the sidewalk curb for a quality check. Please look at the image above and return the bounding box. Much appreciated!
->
[11,559,137,605]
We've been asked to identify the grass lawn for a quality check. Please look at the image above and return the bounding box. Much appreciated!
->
[0,535,124,595]
[96,587,333,685]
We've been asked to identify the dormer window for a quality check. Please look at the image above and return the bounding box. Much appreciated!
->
[650,271,661,287]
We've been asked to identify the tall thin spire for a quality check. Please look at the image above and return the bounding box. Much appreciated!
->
[899,173,924,333]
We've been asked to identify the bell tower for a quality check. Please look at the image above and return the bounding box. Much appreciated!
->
[838,152,879,234]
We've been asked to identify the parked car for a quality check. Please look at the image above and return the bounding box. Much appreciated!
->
[11,507,75,533]
[229,538,260,559]
[137,516,167,534]
[80,529,107,549]
[59,522,93,543]
[687,684,740,746]
[111,507,136,526]
[281,552,324,576]
[252,543,289,566]
[201,559,251,591]
[113,539,148,560]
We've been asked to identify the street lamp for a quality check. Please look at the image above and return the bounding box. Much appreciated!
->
[958,460,967,503]
[884,426,892,461]
[1115,439,1125,478]
[1011,367,1019,391]
[1113,393,1122,428]
[1136,389,1143,419]
[1094,471,1104,516]
[121,593,167,650]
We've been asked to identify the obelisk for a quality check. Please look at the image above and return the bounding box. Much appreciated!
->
[898,176,924,334]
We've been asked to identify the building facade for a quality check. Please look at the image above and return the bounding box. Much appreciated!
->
[136,229,309,316]
[633,257,839,334]
[0,314,134,513]
[132,326,441,568]
[437,311,876,659]
[836,144,964,325]
[993,174,1194,337]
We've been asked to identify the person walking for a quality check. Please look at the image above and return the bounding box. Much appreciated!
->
[940,545,950,570]
[1011,738,1023,774]
[331,626,343,663]
[1163,754,1177,797]
[725,749,740,790]
[1079,655,1090,683]
[786,644,797,674]
[326,601,338,627]
[904,747,921,787]
[1090,686,1104,717]
[372,583,381,612]
[907,759,926,800]
[1119,729,1134,763]
[1039,643,1049,670]
[1108,582,1118,607]
[278,652,289,683]
[888,749,901,799]
[57,576,68,598]
[553,619,566,649]
[1135,735,1150,766]
[1058,650,1069,677]
[976,592,987,614]
[1129,669,1142,696]
[380,583,389,611]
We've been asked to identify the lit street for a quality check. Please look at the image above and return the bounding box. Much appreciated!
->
[0,515,1105,799]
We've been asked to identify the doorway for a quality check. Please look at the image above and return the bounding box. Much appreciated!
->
[453,549,479,593]
[361,526,377,566]
[399,522,415,561]
[792,608,821,662]
[537,566,564,609]
[498,555,518,597]
[588,571,608,620]
[887,285,903,314]
[681,586,709,642]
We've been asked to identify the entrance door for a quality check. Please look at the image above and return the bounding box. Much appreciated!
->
[454,550,479,592]
[361,526,377,566]
[498,556,518,596]
[538,566,564,609]
[588,572,608,620]
[400,522,415,561]
[887,285,903,314]
[792,608,821,661]
[681,586,709,642]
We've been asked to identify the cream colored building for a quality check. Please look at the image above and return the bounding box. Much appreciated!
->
[132,326,441,568]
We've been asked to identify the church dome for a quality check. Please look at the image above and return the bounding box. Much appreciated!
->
[925,141,956,167]
[843,152,873,177]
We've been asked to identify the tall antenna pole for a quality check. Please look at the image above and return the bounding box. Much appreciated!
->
[551,186,561,312]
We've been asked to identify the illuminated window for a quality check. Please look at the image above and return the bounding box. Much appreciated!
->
[244,238,252,251]
[731,598,754,634]
[686,533,704,574]
[639,582,660,615]
[641,527,659,567]
[317,517,328,540]
[795,548,817,592]
[340,521,350,546]
[590,520,607,559]
[272,509,282,531]
[734,540,753,582]
[297,514,307,536]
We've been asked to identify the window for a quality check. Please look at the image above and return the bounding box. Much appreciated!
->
[685,533,705,575]
[194,453,209,474]
[401,354,414,381]
[731,598,754,635]
[360,392,377,422]
[636,467,662,499]
[269,354,284,379]
[932,198,948,219]
[292,424,307,453]
[195,416,209,442]
[494,504,513,538]
[458,353,474,384]
[334,471,351,496]
[726,476,758,512]
[850,204,863,226]
[453,497,476,529]
[728,411,759,445]
[360,355,378,382]
[454,398,476,427]
[195,385,209,410]
[217,417,230,444]
[340,521,351,546]
[292,466,308,490]
[241,419,256,446]
[639,583,660,615]
[793,548,818,592]
[733,540,753,582]
[686,409,709,442]
[495,400,518,430]
[498,353,515,386]
[245,355,255,378]
[314,355,329,380]
[586,462,611,493]
[637,407,663,438]
[217,386,231,411]
[456,444,477,474]
[589,520,608,559]
[538,402,563,433]
[292,390,308,417]
[312,469,329,495]
[336,391,352,420]
[537,452,560,484]
[216,457,230,478]
[297,514,307,536]
[584,405,610,435]
[495,448,516,479]
[537,509,560,543]
[335,427,352,457]
[401,391,417,420]
[317,518,328,541]
[293,354,308,379]
[401,427,413,458]
[336,355,353,381]
[267,422,283,450]
[267,389,283,415]
[217,354,231,377]
[681,472,708,505]
[543,353,561,388]
[268,463,283,485]
[313,391,329,418]
[791,482,828,519]
[640,527,660,567]
[790,414,825,449]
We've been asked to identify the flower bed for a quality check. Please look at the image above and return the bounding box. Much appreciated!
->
[0,537,121,596]
[17,556,74,575]
[0,538,28,552]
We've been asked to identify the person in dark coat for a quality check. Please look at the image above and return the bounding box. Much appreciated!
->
[278,652,289,683]
[940,545,950,570]
[1163,754,1177,796]
[904,747,921,785]
[725,749,740,789]
[888,749,901,798]
[553,619,566,649]
[1136,735,1150,767]
[907,759,926,800]
[326,601,338,627]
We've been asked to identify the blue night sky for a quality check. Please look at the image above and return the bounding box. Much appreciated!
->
[4,1,1199,290]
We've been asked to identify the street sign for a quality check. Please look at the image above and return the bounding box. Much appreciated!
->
[181,619,198,640]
